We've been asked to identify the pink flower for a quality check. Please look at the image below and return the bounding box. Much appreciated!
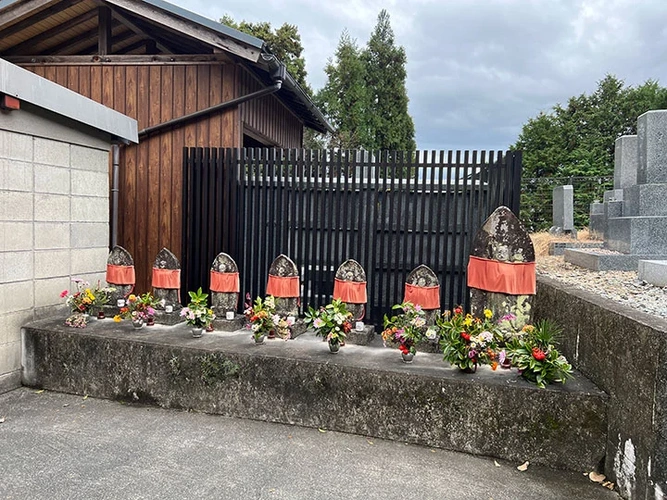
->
[60,290,69,298]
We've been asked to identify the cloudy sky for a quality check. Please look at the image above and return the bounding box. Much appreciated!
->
[180,0,667,151]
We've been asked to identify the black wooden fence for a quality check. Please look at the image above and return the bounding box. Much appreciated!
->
[182,148,522,324]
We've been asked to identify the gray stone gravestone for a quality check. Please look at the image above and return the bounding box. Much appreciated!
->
[550,185,576,237]
[151,247,183,325]
[267,254,306,338]
[469,206,535,332]
[210,252,244,331]
[333,259,374,345]
[104,245,135,316]
[404,264,441,352]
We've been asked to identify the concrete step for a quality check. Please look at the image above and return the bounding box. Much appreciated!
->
[22,318,608,472]
[606,215,667,254]
[638,260,667,286]
[564,248,667,271]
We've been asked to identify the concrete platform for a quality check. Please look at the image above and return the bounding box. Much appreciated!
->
[0,388,619,500]
[564,248,667,271]
[638,260,667,286]
[548,241,603,256]
[21,317,608,472]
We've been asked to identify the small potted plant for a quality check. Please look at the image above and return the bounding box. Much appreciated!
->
[245,295,278,344]
[305,299,352,353]
[113,292,157,329]
[60,279,115,327]
[438,307,500,372]
[180,288,216,338]
[506,320,573,388]
[381,302,432,363]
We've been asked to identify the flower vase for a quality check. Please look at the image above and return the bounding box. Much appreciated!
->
[146,316,155,326]
[97,310,105,320]
[268,330,276,339]
[192,327,203,338]
[254,334,266,345]
[132,319,144,329]
[401,352,415,364]
[460,364,477,374]
[328,341,340,354]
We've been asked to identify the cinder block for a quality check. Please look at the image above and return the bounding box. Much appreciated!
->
[0,191,33,221]
[71,170,108,197]
[70,145,109,173]
[0,130,33,162]
[614,135,638,189]
[0,222,33,251]
[0,158,32,191]
[0,341,21,374]
[70,196,108,223]
[0,310,33,345]
[34,193,69,222]
[33,276,69,309]
[34,164,70,195]
[71,247,108,275]
[0,251,33,283]
[35,249,70,279]
[71,223,109,248]
[35,222,70,250]
[0,281,33,314]
[34,137,69,167]
[638,260,667,287]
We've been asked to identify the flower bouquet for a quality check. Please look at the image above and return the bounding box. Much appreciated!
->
[438,307,500,372]
[114,292,157,328]
[180,288,216,337]
[245,295,279,342]
[506,320,573,388]
[305,299,352,353]
[381,302,433,363]
[61,279,115,327]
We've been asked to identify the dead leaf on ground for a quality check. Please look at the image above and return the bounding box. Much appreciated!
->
[318,428,326,433]
[63,404,69,407]
[367,440,374,445]
[83,395,88,400]
[35,390,44,394]
[494,460,501,467]
[0,417,5,423]
[431,449,436,453]
[589,472,606,483]
[603,481,615,490]
[517,461,529,472]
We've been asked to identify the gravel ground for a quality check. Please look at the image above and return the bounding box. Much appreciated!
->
[536,255,667,320]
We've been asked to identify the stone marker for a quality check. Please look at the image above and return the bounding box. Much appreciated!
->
[267,254,306,338]
[151,247,183,325]
[210,252,244,331]
[404,264,441,352]
[104,245,135,315]
[333,259,374,345]
[550,185,576,237]
[614,135,638,190]
[468,206,536,332]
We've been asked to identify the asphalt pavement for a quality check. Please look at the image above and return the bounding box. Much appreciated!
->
[0,388,618,500]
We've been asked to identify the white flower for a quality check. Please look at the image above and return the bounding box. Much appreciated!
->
[426,327,437,340]
[265,296,275,309]
[286,316,295,326]
[272,314,281,326]
[333,313,346,324]
[251,323,260,332]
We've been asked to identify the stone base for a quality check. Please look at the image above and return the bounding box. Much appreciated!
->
[345,325,375,346]
[212,315,245,332]
[564,249,667,271]
[21,318,608,472]
[548,241,604,256]
[153,309,184,326]
[638,260,667,287]
[289,319,307,339]
[0,370,21,394]
[607,215,667,254]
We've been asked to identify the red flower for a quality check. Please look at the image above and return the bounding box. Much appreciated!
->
[532,347,546,361]
[343,322,352,333]
[399,344,409,355]
[460,332,470,341]
[454,307,463,315]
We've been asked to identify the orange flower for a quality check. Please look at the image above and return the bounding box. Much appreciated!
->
[491,361,499,371]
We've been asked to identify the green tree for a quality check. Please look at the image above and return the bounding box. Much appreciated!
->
[363,10,415,151]
[316,30,370,149]
[221,15,310,95]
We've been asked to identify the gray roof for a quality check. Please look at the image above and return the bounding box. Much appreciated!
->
[0,58,138,143]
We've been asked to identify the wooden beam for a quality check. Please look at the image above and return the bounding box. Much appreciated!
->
[104,0,261,62]
[2,9,98,55]
[38,19,121,55]
[4,54,233,64]
[82,29,135,55]
[98,6,112,55]
[0,0,82,40]
[102,3,172,54]
[114,39,148,55]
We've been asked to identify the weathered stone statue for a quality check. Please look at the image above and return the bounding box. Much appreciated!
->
[404,264,441,351]
[333,259,374,345]
[210,252,244,331]
[266,254,306,338]
[151,247,183,325]
[104,245,135,315]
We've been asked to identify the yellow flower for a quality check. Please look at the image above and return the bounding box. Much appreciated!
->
[463,317,473,327]
[128,294,137,302]
[85,289,95,301]
[113,315,122,322]
[484,309,493,319]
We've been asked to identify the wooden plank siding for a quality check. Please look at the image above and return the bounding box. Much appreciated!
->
[22,61,305,291]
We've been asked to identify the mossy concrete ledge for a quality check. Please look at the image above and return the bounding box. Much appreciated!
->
[21,318,607,472]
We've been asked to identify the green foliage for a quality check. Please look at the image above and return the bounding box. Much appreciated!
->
[437,307,500,371]
[506,320,573,389]
[221,15,311,95]
[514,75,667,229]
[316,10,416,151]
[380,302,433,355]
[182,288,215,328]
[199,353,240,386]
[305,299,352,345]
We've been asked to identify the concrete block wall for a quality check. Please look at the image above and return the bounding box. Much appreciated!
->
[0,128,109,393]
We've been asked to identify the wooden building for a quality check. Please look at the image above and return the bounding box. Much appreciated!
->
[0,0,332,291]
